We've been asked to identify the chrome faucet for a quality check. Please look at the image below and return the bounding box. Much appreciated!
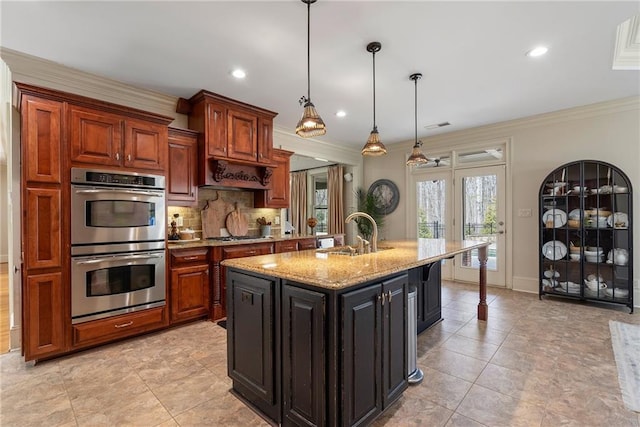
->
[345,212,378,252]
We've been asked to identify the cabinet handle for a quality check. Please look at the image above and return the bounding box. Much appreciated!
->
[115,152,120,161]
[182,256,199,261]
[247,251,257,255]
[127,154,132,162]
[379,293,386,306]
[387,290,392,302]
[114,321,134,328]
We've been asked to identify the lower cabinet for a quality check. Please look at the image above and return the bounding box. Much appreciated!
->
[297,238,318,250]
[342,274,408,426]
[24,272,66,360]
[226,270,280,422]
[226,268,408,426]
[170,247,210,323]
[412,262,442,334]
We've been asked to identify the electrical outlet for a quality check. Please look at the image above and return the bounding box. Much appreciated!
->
[176,216,184,227]
[518,209,532,217]
[274,216,280,225]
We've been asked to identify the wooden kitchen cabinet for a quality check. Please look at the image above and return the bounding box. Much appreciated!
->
[167,127,199,205]
[170,248,210,323]
[254,148,293,208]
[275,240,299,253]
[297,238,317,250]
[69,102,170,172]
[18,86,68,361]
[211,242,275,320]
[184,90,278,186]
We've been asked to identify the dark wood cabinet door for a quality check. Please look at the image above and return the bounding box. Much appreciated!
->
[282,284,325,426]
[227,270,280,423]
[275,240,298,253]
[69,104,123,166]
[22,95,63,184]
[255,149,293,208]
[297,238,317,251]
[423,262,442,329]
[124,118,167,171]
[342,284,382,426]
[24,272,66,361]
[205,100,227,157]
[257,116,273,164]
[167,128,198,205]
[24,188,62,270]
[170,264,210,323]
[381,274,408,407]
[227,109,258,162]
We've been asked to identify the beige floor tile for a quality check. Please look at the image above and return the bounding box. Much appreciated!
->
[441,307,476,324]
[475,363,561,405]
[173,393,270,426]
[404,367,473,410]
[420,348,488,382]
[540,410,590,427]
[455,321,510,345]
[456,384,546,427]
[373,395,453,427]
[445,412,488,427]
[440,334,499,362]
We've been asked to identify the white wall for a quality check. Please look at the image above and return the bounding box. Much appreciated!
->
[0,164,6,262]
[364,98,640,305]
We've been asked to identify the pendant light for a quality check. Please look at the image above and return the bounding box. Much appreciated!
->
[406,73,429,166]
[361,41,387,156]
[295,0,326,138]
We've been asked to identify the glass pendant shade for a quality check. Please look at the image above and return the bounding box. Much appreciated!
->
[296,0,325,138]
[406,72,428,166]
[361,127,387,156]
[406,141,429,165]
[296,100,326,137]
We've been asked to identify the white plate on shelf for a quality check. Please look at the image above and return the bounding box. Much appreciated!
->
[607,212,629,229]
[568,209,584,220]
[542,240,567,260]
[542,209,567,228]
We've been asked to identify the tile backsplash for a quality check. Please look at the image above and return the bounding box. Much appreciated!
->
[167,188,281,238]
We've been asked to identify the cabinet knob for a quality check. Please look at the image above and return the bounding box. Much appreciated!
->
[115,152,120,161]
[127,154,132,162]
[387,290,392,302]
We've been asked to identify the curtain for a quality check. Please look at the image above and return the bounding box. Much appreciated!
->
[327,165,345,234]
[290,171,307,235]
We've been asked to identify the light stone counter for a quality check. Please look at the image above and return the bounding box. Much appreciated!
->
[221,238,489,290]
[167,233,343,250]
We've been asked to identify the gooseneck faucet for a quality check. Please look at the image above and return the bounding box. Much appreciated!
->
[345,212,378,253]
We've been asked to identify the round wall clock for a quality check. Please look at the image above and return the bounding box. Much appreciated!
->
[368,179,400,215]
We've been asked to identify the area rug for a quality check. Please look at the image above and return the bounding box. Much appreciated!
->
[609,320,640,412]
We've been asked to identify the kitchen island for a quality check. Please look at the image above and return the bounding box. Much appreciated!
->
[222,238,489,426]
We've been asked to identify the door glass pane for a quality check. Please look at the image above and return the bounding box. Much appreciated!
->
[417,179,446,238]
[461,174,498,270]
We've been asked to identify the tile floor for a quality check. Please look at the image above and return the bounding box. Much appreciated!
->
[1,281,639,427]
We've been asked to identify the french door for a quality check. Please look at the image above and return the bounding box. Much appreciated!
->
[410,165,506,287]
[453,166,506,286]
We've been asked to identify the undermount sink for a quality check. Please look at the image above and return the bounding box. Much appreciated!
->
[316,245,394,256]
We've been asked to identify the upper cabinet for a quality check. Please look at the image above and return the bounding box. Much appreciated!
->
[69,104,169,171]
[255,148,293,208]
[167,127,199,206]
[178,90,278,187]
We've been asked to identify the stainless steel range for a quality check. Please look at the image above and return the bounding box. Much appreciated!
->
[70,168,167,324]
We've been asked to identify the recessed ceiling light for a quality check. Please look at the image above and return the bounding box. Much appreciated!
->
[336,110,347,118]
[231,69,246,79]
[526,46,548,57]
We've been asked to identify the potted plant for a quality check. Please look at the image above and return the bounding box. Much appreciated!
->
[353,187,385,241]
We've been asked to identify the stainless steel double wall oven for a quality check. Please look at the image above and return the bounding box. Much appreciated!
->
[70,168,166,324]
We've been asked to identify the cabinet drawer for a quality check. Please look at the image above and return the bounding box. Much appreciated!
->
[221,242,274,259]
[297,238,317,250]
[72,306,166,347]
[275,241,298,253]
[171,247,209,265]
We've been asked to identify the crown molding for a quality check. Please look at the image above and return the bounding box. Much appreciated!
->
[386,96,640,153]
[273,125,362,166]
[613,14,640,70]
[0,47,185,126]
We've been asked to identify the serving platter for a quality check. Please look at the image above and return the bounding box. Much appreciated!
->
[542,209,567,228]
[542,240,567,260]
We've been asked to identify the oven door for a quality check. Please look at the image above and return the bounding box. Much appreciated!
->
[71,185,166,246]
[71,250,166,324]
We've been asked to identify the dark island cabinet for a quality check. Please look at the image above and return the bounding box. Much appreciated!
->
[226,270,280,423]
[412,261,442,334]
[342,273,408,426]
[282,285,326,426]
[226,269,408,426]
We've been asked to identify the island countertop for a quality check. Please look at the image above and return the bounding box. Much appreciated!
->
[221,238,489,290]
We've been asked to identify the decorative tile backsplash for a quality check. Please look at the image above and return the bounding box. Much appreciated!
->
[167,188,281,238]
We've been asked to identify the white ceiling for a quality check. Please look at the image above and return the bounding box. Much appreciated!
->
[1,1,639,151]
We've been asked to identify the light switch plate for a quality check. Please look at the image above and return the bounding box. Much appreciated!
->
[518,209,532,217]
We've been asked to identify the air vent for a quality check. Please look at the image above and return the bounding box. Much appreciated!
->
[424,122,451,130]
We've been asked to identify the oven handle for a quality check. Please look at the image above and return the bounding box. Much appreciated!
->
[74,188,164,197]
[75,253,164,265]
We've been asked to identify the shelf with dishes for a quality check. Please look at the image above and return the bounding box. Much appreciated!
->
[539,160,633,312]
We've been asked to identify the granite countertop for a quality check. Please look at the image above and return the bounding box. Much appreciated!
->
[167,233,343,249]
[221,238,490,290]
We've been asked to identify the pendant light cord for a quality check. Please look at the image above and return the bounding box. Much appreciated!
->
[306,0,311,102]
[414,76,418,144]
[372,49,376,130]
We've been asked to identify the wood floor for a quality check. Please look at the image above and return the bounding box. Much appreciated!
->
[0,263,9,354]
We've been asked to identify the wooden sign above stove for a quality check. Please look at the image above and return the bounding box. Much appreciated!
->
[177,89,278,188]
